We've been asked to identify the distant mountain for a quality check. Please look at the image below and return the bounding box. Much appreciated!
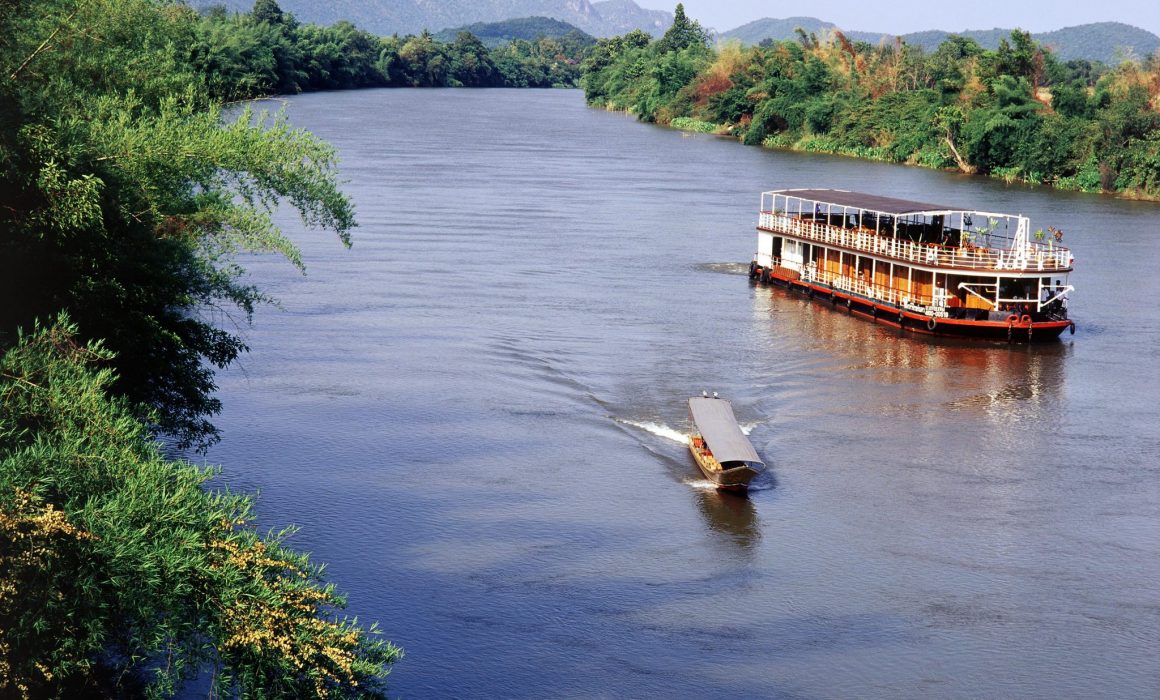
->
[590,0,671,36]
[903,22,1160,63]
[720,17,1160,64]
[898,29,1002,53]
[433,17,595,48]
[720,17,887,47]
[193,0,671,38]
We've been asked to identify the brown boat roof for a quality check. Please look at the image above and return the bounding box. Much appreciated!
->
[771,189,961,215]
[688,398,763,466]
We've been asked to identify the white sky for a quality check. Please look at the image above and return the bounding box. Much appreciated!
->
[639,0,1160,37]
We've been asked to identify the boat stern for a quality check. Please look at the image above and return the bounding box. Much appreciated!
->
[715,464,760,492]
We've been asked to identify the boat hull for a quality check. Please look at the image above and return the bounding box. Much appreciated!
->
[689,438,759,492]
[752,265,1074,343]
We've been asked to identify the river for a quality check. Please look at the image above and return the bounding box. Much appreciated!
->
[206,89,1160,698]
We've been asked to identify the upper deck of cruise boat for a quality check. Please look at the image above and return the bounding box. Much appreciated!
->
[758,188,1074,274]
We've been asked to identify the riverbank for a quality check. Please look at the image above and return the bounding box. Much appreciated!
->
[194,6,590,101]
[581,26,1160,203]
[655,111,1160,202]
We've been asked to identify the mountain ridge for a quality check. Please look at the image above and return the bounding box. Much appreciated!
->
[432,17,596,48]
[720,18,1160,64]
[191,0,672,37]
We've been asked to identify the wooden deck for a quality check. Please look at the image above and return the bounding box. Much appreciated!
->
[759,212,1073,274]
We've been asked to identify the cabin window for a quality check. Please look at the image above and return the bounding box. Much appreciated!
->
[999,278,1034,300]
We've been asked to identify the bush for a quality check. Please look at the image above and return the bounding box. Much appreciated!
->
[0,318,400,698]
[761,133,794,149]
[579,23,1160,199]
[914,147,955,169]
[669,116,718,133]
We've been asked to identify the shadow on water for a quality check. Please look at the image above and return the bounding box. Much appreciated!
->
[692,484,765,552]
[749,279,1072,399]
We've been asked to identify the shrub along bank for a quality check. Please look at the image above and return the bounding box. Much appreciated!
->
[582,5,1160,198]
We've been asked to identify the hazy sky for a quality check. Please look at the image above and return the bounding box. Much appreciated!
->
[638,0,1160,36]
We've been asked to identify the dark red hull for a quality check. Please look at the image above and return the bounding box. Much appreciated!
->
[753,266,1074,343]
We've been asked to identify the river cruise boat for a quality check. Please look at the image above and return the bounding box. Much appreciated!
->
[688,396,765,493]
[749,189,1076,342]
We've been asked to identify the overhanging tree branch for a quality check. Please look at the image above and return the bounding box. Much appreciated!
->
[8,9,78,81]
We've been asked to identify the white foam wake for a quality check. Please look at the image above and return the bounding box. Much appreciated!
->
[684,478,720,491]
[616,419,689,445]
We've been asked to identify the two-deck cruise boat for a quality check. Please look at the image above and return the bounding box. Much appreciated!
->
[688,396,765,493]
[749,189,1076,342]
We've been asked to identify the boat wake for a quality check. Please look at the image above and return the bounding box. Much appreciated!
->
[614,418,688,445]
[684,477,773,493]
[684,478,720,491]
[696,262,750,275]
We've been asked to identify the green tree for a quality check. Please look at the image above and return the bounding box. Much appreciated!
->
[1051,80,1091,118]
[986,30,1048,89]
[582,30,650,101]
[927,35,983,98]
[297,21,385,90]
[1090,81,1160,190]
[576,16,1159,198]
[449,31,499,86]
[192,10,308,99]
[252,0,286,26]
[961,75,1044,173]
[1,0,354,449]
[0,318,400,697]
[657,3,708,54]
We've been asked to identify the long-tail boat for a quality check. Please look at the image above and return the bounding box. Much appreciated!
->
[749,189,1076,342]
[688,396,764,493]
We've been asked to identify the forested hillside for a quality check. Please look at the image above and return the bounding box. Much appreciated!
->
[194,3,591,95]
[584,6,1160,198]
[721,17,888,48]
[721,18,1160,65]
[433,16,596,49]
[193,0,672,38]
[903,22,1160,64]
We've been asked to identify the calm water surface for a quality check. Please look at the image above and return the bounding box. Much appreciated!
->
[207,89,1160,698]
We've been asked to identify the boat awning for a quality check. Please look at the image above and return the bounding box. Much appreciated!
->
[769,189,960,215]
[688,398,763,466]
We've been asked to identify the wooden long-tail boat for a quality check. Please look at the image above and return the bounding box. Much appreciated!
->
[749,189,1076,342]
[688,396,764,493]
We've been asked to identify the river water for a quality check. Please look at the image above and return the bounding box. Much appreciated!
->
[207,89,1160,697]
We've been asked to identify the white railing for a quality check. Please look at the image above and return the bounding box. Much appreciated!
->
[758,212,1073,272]
[797,260,925,309]
[770,259,1074,319]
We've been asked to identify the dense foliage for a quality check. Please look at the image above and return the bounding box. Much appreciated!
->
[899,23,1160,64]
[1,0,399,694]
[432,16,596,49]
[583,22,1160,198]
[192,3,592,97]
[721,20,1160,66]
[1,0,361,449]
[0,319,400,697]
[194,0,672,39]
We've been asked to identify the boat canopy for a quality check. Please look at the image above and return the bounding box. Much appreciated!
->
[768,188,959,216]
[688,398,763,466]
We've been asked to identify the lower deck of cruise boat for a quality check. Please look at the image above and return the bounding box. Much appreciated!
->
[751,259,1074,342]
